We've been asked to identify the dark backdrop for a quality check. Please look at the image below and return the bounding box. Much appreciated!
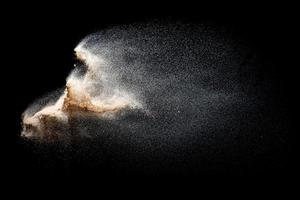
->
[2,2,297,190]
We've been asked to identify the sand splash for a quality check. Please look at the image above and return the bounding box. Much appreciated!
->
[21,43,142,140]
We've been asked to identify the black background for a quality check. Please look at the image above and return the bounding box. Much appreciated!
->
[2,2,297,191]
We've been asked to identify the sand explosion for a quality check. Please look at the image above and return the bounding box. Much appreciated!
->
[21,43,142,140]
[21,23,264,144]
[17,22,289,176]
